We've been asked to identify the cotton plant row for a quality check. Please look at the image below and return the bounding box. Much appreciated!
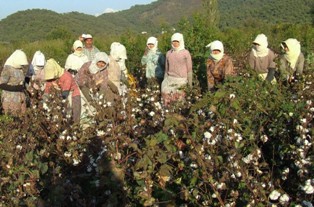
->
[0,71,313,206]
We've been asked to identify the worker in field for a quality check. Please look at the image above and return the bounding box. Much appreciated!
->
[206,40,236,92]
[248,33,277,83]
[43,58,81,123]
[0,49,29,116]
[83,34,100,61]
[65,40,89,76]
[161,33,192,106]
[141,36,165,89]
[279,38,304,83]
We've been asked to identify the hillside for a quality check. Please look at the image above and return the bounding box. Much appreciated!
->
[0,0,312,42]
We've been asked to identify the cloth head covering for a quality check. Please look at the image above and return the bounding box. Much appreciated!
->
[31,51,46,67]
[44,58,64,80]
[110,42,127,60]
[281,38,301,69]
[252,34,269,57]
[146,36,158,52]
[206,40,224,62]
[171,33,185,51]
[89,52,110,74]
[73,40,83,51]
[4,49,28,69]
[84,34,93,40]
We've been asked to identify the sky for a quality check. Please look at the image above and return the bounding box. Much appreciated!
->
[0,0,157,20]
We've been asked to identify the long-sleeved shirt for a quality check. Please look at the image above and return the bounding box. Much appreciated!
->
[165,49,192,79]
[279,52,304,77]
[206,54,236,90]
[248,50,276,74]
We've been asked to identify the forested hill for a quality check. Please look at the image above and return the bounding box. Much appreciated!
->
[0,0,312,42]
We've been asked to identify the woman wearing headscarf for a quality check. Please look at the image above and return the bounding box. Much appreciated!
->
[161,33,192,106]
[25,50,46,92]
[279,38,304,82]
[0,49,28,116]
[248,34,277,82]
[65,40,89,76]
[206,40,236,92]
[110,42,128,80]
[141,36,165,87]
[76,52,118,103]
[44,59,81,123]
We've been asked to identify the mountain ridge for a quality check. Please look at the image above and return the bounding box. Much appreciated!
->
[0,0,312,42]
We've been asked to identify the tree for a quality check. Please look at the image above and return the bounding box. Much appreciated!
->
[202,0,219,26]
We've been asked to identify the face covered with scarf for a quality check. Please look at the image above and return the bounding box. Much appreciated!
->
[73,40,84,56]
[252,34,269,57]
[206,40,224,62]
[281,38,301,69]
[89,52,110,74]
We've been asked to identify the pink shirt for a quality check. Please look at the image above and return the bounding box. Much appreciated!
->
[45,71,80,97]
[165,49,192,78]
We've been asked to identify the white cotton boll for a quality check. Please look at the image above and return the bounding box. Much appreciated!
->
[260,135,268,143]
[302,179,314,194]
[149,111,155,117]
[204,131,212,139]
[229,93,236,99]
[279,194,290,205]
[269,190,281,200]
[16,145,23,150]
[73,159,80,166]
[233,119,238,124]
[289,112,293,117]
[301,118,307,124]
[107,102,112,107]
[306,100,312,105]
[216,182,226,189]
[210,126,215,132]
[64,152,71,157]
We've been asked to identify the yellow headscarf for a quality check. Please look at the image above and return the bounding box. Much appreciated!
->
[281,38,301,69]
[44,58,64,80]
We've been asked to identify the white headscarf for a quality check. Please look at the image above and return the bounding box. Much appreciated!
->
[110,42,127,61]
[146,36,158,52]
[252,34,269,57]
[171,33,185,51]
[73,40,84,56]
[206,40,224,62]
[281,38,301,69]
[31,51,46,72]
[4,49,28,69]
[89,52,110,74]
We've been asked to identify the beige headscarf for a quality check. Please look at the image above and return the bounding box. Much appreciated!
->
[4,49,28,69]
[44,58,64,80]
[252,34,269,57]
[206,40,224,62]
[73,40,84,56]
[281,38,301,69]
[171,33,185,51]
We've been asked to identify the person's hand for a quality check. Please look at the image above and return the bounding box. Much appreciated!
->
[144,47,149,56]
